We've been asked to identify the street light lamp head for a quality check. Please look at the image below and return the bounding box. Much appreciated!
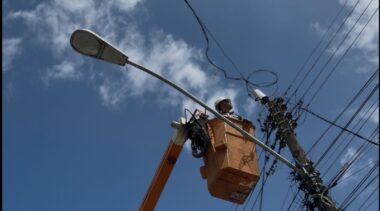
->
[70,28,128,66]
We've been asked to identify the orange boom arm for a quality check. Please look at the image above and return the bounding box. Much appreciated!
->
[139,120,188,211]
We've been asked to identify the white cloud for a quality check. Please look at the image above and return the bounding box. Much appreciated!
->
[97,73,132,107]
[313,0,379,69]
[114,0,143,11]
[340,147,357,164]
[184,140,192,153]
[8,3,76,55]
[339,105,378,142]
[2,38,22,72]
[338,147,376,187]
[243,98,258,118]
[99,83,125,106]
[6,0,143,57]
[45,60,82,82]
[95,30,221,108]
[97,29,243,110]
[353,105,379,125]
[6,0,246,114]
[343,100,379,134]
[311,22,326,35]
[53,0,94,12]
[338,147,358,185]
[337,0,379,52]
[369,107,379,124]
[3,81,15,100]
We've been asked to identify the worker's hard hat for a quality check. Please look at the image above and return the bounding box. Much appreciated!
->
[214,97,232,111]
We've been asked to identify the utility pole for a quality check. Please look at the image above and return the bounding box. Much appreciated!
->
[253,89,340,211]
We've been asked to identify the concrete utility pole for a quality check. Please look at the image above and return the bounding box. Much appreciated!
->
[253,89,340,211]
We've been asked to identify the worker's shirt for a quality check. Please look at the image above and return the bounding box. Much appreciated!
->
[221,111,243,121]
[220,111,256,132]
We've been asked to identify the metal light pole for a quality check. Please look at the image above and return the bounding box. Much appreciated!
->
[69,28,299,173]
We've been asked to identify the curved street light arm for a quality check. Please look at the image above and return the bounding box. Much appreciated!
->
[126,60,300,174]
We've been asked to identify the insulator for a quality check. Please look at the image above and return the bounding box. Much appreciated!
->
[263,121,269,127]
[275,132,281,140]
[261,96,269,104]
[291,121,298,128]
[275,97,284,104]
[271,122,276,128]
[285,112,292,119]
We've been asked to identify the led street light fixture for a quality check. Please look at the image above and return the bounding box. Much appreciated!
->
[70,29,128,66]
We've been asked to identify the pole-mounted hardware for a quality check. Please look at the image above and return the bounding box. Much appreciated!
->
[253,89,340,211]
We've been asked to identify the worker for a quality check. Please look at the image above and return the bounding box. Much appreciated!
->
[214,97,243,120]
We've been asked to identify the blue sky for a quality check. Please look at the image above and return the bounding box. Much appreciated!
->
[3,0,379,210]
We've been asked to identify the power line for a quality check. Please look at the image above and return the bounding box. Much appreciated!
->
[183,1,379,210]
[326,128,378,189]
[183,0,279,92]
[288,0,364,101]
[248,149,283,211]
[340,163,379,209]
[306,68,378,156]
[301,106,379,146]
[305,6,379,106]
[332,158,379,185]
[183,0,244,79]
[320,108,379,177]
[300,0,377,101]
[280,183,292,211]
[357,186,379,211]
[204,26,245,79]
[287,69,378,210]
[343,175,379,210]
[360,197,379,211]
[232,134,268,211]
[231,133,269,211]
[314,83,378,167]
[319,101,379,176]
[343,173,379,210]
[286,189,301,211]
[246,145,276,210]
[283,0,351,98]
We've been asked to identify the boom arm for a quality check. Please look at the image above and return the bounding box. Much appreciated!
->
[139,119,188,211]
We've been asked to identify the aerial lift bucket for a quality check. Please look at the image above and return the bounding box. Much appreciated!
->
[200,117,260,204]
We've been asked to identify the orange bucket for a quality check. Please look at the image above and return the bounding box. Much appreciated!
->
[200,117,260,204]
